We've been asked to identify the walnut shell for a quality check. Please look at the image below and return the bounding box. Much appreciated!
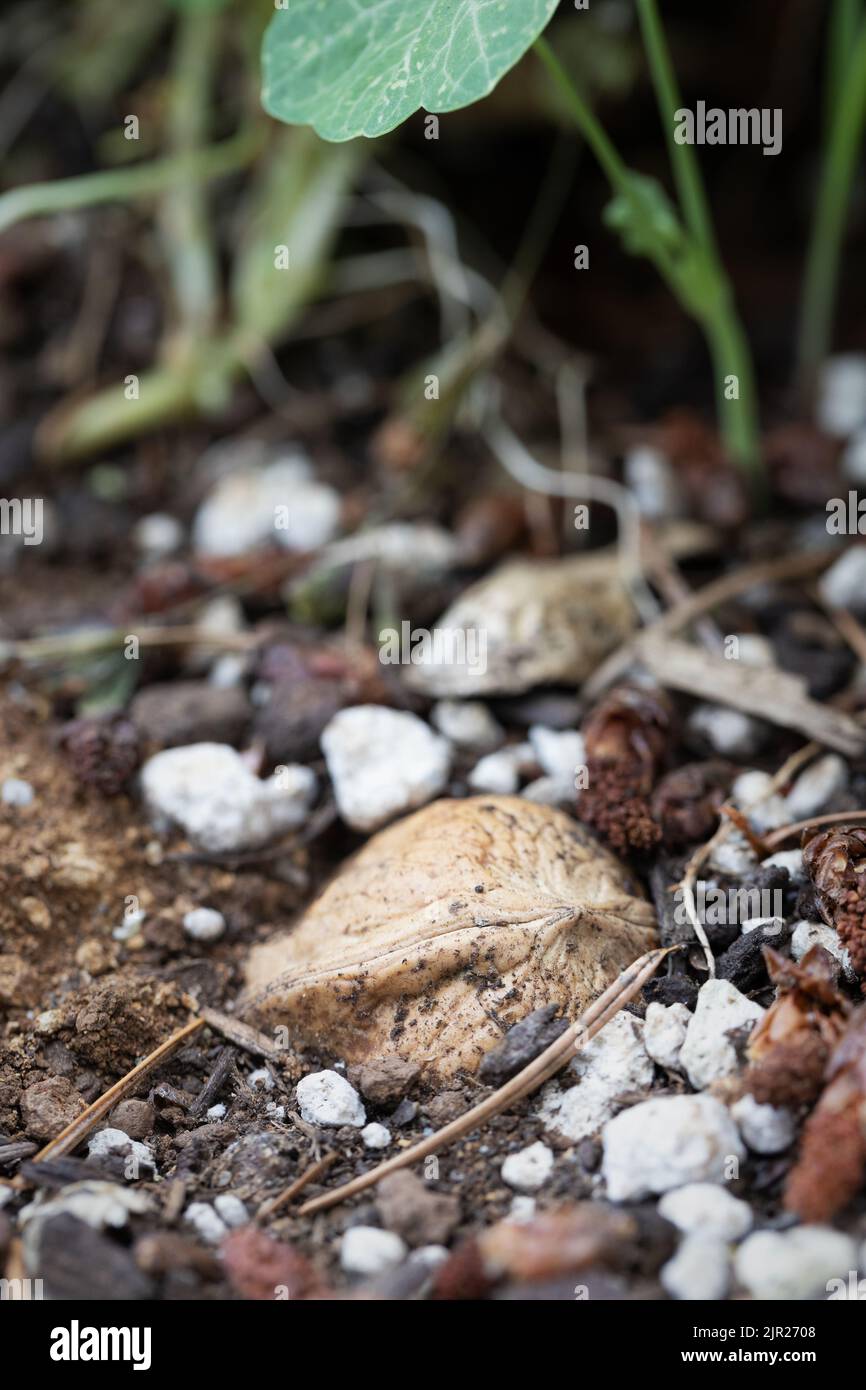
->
[241,796,657,1079]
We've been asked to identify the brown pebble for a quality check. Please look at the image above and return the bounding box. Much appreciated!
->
[19,1076,86,1141]
[375,1170,460,1247]
[110,1099,156,1140]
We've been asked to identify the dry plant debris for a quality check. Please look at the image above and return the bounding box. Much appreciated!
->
[785,1006,866,1224]
[803,823,866,979]
[241,795,657,1078]
[577,684,671,853]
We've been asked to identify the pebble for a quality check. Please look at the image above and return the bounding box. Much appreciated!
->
[816,353,866,435]
[507,1196,537,1224]
[731,770,790,833]
[735,1226,857,1300]
[87,1128,154,1171]
[352,1057,420,1106]
[624,444,682,519]
[760,848,807,885]
[501,1141,554,1193]
[193,453,341,557]
[479,1004,568,1086]
[819,546,866,616]
[108,1099,154,1140]
[296,1070,366,1128]
[361,1122,391,1150]
[20,1077,85,1141]
[790,919,854,978]
[643,1001,691,1071]
[214,1194,249,1229]
[730,1094,796,1154]
[521,775,574,806]
[680,979,765,1090]
[467,748,520,795]
[182,907,226,942]
[602,1094,745,1201]
[131,680,250,749]
[18,1182,152,1235]
[141,743,316,854]
[740,916,785,936]
[206,1104,227,1120]
[375,1171,461,1246]
[321,706,451,832]
[248,1067,274,1090]
[132,512,184,557]
[1,777,34,806]
[538,1012,653,1143]
[340,1225,408,1276]
[709,831,758,878]
[184,1202,229,1245]
[431,700,504,750]
[785,754,848,819]
[688,704,765,759]
[661,1235,731,1301]
[527,726,585,781]
[658,1183,752,1240]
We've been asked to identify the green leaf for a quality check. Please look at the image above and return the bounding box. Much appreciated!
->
[262,0,560,141]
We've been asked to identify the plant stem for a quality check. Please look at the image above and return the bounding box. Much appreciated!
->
[797,13,866,398]
[0,123,262,235]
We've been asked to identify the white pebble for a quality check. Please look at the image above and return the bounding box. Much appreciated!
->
[709,832,758,878]
[661,1235,731,1301]
[408,1244,450,1270]
[819,547,866,615]
[141,743,316,854]
[214,1194,248,1228]
[431,700,503,750]
[602,1094,745,1201]
[735,1226,857,1300]
[527,726,585,781]
[87,1128,154,1170]
[340,1225,407,1276]
[133,512,184,557]
[182,907,226,942]
[1,777,34,806]
[760,849,807,885]
[521,775,574,806]
[507,1195,537,1223]
[658,1183,752,1240]
[730,1094,796,1154]
[468,748,520,795]
[786,754,848,819]
[206,1104,226,1120]
[184,1202,228,1245]
[817,353,866,435]
[740,916,785,938]
[361,1122,391,1150]
[731,770,789,833]
[680,979,764,1090]
[248,1067,274,1091]
[539,1012,653,1143]
[321,706,451,832]
[296,1070,366,1128]
[688,704,765,759]
[643,1001,691,1071]
[193,454,340,557]
[501,1141,554,1193]
[791,919,854,978]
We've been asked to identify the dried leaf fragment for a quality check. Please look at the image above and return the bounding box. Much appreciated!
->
[803,823,866,979]
[741,945,849,1108]
[241,796,657,1079]
[785,1006,866,1223]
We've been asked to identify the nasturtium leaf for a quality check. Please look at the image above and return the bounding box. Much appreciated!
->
[262,0,561,142]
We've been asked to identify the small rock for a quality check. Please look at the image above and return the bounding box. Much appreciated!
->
[109,1099,154,1140]
[479,1005,568,1086]
[539,1012,653,1143]
[731,770,790,833]
[207,1103,227,1120]
[680,979,764,1089]
[182,907,226,942]
[761,849,807,886]
[716,918,791,993]
[87,1128,154,1172]
[375,1171,461,1246]
[790,919,853,978]
[248,1067,274,1090]
[221,1226,325,1300]
[20,1077,85,1141]
[688,704,765,759]
[735,1226,857,1300]
[423,1091,465,1128]
[658,1183,752,1240]
[131,681,251,749]
[133,511,184,557]
[18,1181,152,1235]
[214,1194,249,1229]
[661,1235,731,1301]
[467,748,520,795]
[321,706,451,832]
[521,775,574,806]
[141,743,316,853]
[431,700,504,750]
[193,453,340,557]
[785,754,848,819]
[731,1094,796,1154]
[817,353,866,435]
[184,1201,229,1245]
[819,546,866,616]
[340,1225,407,1276]
[352,1057,420,1107]
[361,1122,391,1150]
[527,726,585,781]
[602,1094,745,1201]
[644,1001,691,1071]
[1,777,34,806]
[296,1070,366,1128]
[501,1142,554,1193]
[709,831,758,878]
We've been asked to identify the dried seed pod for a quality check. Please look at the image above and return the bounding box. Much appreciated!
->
[578,684,672,853]
[784,1006,866,1223]
[803,824,866,978]
[650,759,736,848]
[59,715,140,796]
[740,944,849,1109]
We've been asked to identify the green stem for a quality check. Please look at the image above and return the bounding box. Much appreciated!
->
[0,122,262,235]
[825,0,862,132]
[797,14,866,398]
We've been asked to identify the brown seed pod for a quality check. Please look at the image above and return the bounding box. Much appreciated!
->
[803,824,866,978]
[59,715,140,797]
[578,684,672,853]
[650,759,736,848]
